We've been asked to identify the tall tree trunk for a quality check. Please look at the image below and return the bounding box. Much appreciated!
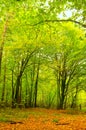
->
[0,16,9,76]
[59,78,65,109]
[1,63,6,102]
[55,54,61,109]
[56,69,61,109]
[18,78,22,107]
[25,75,28,107]
[15,74,21,104]
[12,69,15,108]
[71,86,78,109]
[29,62,35,107]
[59,55,67,109]
[59,68,67,109]
[25,73,30,108]
[34,62,40,107]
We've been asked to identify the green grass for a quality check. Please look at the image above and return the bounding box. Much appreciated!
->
[52,118,59,123]
[0,108,46,123]
[0,108,30,122]
[0,117,10,122]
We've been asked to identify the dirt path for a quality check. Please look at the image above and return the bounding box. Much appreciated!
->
[0,108,86,130]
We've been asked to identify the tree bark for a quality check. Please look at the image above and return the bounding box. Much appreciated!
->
[12,69,15,108]
[1,63,6,102]
[0,16,8,76]
[34,61,40,107]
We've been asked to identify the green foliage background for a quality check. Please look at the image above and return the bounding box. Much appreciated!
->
[0,0,86,109]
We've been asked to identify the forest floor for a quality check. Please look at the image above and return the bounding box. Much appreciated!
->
[0,108,86,130]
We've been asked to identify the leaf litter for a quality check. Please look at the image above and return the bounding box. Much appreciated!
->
[0,108,86,130]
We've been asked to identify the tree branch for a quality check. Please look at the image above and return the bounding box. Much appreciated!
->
[30,19,86,28]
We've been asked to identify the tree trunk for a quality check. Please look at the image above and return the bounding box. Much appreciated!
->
[0,16,9,76]
[71,86,78,109]
[1,63,6,102]
[12,69,15,108]
[15,74,21,104]
[59,55,67,109]
[56,70,61,109]
[34,62,40,107]
[14,49,37,107]
[28,65,35,107]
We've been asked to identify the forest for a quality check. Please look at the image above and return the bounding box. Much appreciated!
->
[0,0,86,110]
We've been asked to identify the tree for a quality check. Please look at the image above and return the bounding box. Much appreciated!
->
[0,0,86,109]
[42,22,86,109]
